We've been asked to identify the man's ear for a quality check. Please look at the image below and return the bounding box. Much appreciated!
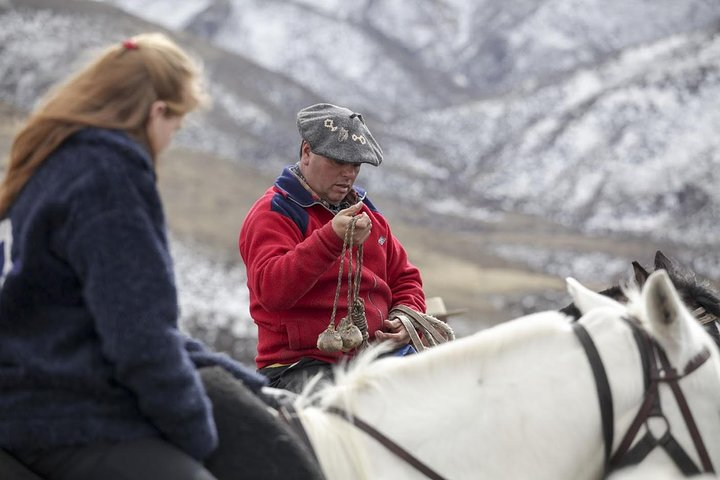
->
[299,141,312,165]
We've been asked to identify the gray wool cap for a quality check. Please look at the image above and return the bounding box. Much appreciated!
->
[297,103,383,166]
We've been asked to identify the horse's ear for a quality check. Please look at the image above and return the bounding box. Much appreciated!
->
[653,250,674,271]
[642,270,696,358]
[632,261,650,287]
[643,270,683,327]
[566,277,625,316]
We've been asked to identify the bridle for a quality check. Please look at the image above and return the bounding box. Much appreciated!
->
[573,317,715,476]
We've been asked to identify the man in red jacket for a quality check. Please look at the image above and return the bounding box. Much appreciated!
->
[239,103,425,392]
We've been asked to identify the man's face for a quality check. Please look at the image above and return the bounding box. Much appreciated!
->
[300,142,361,204]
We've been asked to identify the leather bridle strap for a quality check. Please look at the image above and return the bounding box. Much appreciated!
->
[656,343,714,472]
[611,319,715,474]
[325,405,447,480]
[610,319,658,468]
[572,322,614,464]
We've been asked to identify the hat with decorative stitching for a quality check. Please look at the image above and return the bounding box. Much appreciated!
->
[297,103,383,166]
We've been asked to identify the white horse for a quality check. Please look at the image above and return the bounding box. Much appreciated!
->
[284,271,720,479]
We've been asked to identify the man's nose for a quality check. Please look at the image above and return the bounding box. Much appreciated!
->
[340,164,358,176]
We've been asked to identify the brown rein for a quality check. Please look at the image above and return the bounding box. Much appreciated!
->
[324,406,447,480]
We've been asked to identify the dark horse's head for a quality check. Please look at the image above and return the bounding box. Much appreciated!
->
[561,250,720,348]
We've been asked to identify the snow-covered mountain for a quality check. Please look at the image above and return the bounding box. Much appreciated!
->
[83,0,720,253]
[94,0,720,118]
[171,238,257,364]
[4,0,720,357]
[1,0,322,168]
[5,0,720,247]
[388,27,720,247]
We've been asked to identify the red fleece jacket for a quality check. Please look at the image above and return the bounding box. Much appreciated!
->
[239,169,425,368]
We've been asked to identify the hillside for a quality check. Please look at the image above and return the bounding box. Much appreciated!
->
[154,135,668,333]
[0,96,675,307]
[157,144,560,332]
[0,98,686,367]
[3,1,718,262]
[3,0,716,364]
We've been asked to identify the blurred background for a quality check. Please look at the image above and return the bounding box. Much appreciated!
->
[2,0,720,365]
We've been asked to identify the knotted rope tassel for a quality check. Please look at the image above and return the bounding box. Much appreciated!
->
[317,216,368,353]
[317,216,455,354]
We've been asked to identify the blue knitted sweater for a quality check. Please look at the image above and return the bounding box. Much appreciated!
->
[0,128,266,460]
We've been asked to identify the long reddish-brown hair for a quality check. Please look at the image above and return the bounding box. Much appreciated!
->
[0,32,206,216]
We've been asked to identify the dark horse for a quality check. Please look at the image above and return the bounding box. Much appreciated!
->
[0,367,324,480]
[561,250,720,348]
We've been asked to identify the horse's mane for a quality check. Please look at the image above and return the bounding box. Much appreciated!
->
[295,341,394,410]
[657,258,720,318]
[561,251,720,349]
[292,343,398,478]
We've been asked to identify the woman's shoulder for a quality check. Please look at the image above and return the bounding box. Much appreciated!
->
[29,128,157,213]
[62,128,151,169]
[43,128,153,187]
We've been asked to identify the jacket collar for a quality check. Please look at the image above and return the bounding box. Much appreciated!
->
[274,165,367,209]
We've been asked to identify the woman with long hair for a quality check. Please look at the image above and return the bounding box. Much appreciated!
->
[0,33,285,480]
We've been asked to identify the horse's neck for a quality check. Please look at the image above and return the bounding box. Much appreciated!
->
[300,313,646,480]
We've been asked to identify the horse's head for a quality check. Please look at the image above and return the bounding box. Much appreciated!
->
[569,269,720,474]
[568,269,713,365]
[637,251,720,333]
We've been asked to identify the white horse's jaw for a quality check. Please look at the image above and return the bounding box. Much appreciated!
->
[566,276,625,316]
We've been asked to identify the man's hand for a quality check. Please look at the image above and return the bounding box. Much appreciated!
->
[374,317,410,346]
[332,202,372,245]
